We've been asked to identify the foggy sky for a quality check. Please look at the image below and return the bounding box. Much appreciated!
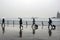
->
[0,0,60,18]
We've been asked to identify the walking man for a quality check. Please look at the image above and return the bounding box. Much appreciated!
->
[48,18,52,28]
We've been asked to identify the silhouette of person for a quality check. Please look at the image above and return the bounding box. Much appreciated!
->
[41,21,44,29]
[26,21,28,28]
[32,18,35,28]
[48,18,52,28]
[19,29,22,38]
[48,28,52,37]
[33,18,35,25]
[1,18,5,27]
[13,20,14,27]
[19,18,23,30]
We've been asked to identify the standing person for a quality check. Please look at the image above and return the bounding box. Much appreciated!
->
[19,18,23,30]
[41,21,44,29]
[13,20,14,27]
[1,18,5,34]
[2,18,5,27]
[48,18,52,28]
[26,21,28,28]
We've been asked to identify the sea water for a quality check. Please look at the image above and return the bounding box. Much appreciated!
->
[0,18,60,26]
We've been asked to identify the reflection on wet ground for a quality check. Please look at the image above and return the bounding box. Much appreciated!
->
[0,24,60,40]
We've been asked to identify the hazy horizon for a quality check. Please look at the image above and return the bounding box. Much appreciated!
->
[0,0,60,18]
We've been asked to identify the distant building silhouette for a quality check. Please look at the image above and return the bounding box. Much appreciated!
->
[57,12,60,18]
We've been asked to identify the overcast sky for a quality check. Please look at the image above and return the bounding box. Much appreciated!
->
[0,0,60,18]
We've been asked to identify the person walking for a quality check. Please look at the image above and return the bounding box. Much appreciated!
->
[2,18,5,27]
[19,18,23,30]
[48,18,52,28]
